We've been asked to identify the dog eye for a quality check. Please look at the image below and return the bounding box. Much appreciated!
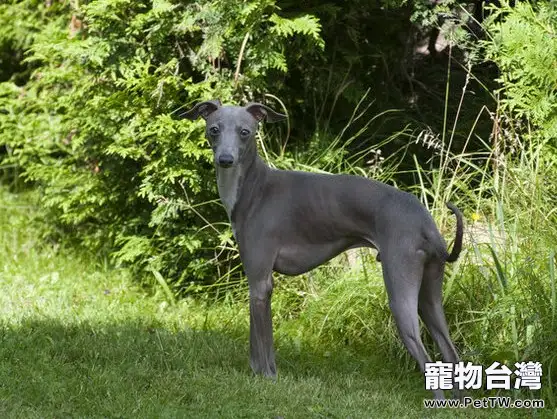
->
[209,126,220,135]
[240,129,250,136]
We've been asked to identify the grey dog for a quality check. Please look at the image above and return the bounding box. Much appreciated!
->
[182,100,463,399]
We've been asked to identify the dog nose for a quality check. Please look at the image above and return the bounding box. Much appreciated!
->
[218,154,234,167]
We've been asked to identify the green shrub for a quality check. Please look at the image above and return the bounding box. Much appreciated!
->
[0,0,69,84]
[0,0,324,290]
[483,1,557,143]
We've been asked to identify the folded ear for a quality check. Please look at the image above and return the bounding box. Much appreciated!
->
[244,102,287,123]
[180,99,221,120]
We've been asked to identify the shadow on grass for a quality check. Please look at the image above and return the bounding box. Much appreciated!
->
[0,319,540,418]
[0,318,535,418]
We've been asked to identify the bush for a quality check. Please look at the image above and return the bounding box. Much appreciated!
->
[0,0,324,290]
[482,1,557,143]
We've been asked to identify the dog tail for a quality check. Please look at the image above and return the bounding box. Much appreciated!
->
[445,202,463,263]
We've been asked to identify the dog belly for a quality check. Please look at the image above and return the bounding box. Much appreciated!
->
[273,239,368,276]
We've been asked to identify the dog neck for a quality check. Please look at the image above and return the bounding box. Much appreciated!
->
[216,163,243,220]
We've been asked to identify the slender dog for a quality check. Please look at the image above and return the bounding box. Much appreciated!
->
[182,100,463,399]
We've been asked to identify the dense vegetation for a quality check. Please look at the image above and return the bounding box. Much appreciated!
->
[1,0,556,411]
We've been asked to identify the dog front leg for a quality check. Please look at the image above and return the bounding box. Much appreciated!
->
[248,273,276,378]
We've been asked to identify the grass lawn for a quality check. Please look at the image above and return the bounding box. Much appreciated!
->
[0,187,548,418]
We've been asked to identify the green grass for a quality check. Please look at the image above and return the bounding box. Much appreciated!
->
[0,187,551,418]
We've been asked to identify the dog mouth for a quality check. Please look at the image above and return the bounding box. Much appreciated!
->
[216,158,235,168]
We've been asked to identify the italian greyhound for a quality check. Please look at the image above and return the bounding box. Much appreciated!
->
[182,100,463,399]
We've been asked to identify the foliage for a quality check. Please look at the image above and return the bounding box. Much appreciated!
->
[482,1,557,142]
[0,0,505,290]
[0,0,69,84]
[0,0,325,290]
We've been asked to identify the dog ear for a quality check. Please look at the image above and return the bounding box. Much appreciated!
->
[180,99,221,120]
[245,102,287,123]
